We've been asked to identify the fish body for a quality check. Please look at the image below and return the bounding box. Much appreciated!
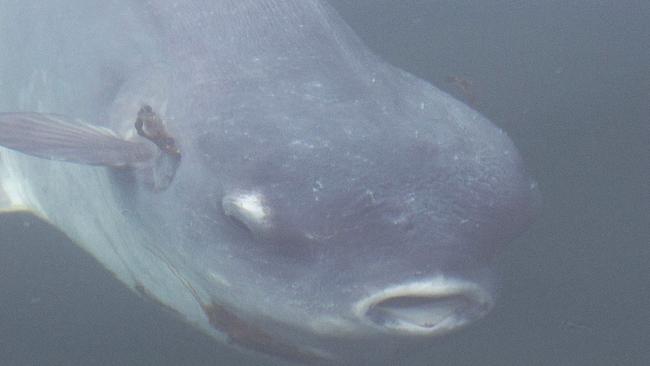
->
[0,1,539,364]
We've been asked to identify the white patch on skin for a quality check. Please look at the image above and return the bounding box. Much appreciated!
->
[222,192,272,232]
[207,270,231,287]
[234,194,266,221]
[0,149,43,213]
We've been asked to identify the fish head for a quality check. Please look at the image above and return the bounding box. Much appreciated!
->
[145,62,540,363]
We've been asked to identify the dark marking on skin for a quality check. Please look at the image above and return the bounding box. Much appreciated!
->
[135,105,181,158]
[445,75,477,106]
[202,302,326,364]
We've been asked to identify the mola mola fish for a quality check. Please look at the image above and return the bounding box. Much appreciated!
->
[0,1,539,364]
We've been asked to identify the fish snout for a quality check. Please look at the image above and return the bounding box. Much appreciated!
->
[354,277,493,336]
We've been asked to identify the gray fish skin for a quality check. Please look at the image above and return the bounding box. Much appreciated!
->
[0,1,540,364]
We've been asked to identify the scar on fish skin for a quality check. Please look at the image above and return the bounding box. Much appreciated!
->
[135,104,181,160]
[445,75,477,106]
[202,302,325,364]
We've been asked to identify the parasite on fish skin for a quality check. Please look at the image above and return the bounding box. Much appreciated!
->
[135,104,181,159]
[134,104,182,191]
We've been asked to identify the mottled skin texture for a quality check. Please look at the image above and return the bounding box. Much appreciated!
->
[0,1,539,364]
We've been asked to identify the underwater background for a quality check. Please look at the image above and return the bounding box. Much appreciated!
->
[1,1,648,365]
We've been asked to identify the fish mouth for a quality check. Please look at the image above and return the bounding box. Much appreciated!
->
[355,277,494,336]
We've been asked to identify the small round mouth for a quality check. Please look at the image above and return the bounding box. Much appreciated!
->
[355,277,494,336]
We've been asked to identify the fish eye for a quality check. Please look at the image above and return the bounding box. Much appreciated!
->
[222,192,272,235]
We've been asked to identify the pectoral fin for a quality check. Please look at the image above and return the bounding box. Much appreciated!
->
[0,112,154,167]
